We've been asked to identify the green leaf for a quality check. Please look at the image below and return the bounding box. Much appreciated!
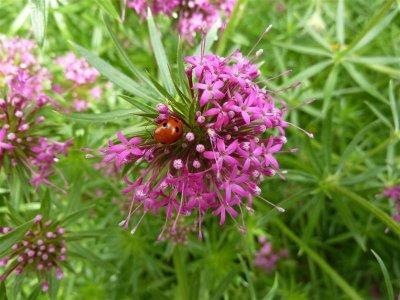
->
[95,0,120,20]
[262,273,279,300]
[342,62,386,103]
[69,243,116,271]
[288,60,332,84]
[72,43,157,102]
[364,101,392,129]
[58,206,91,227]
[274,43,331,57]
[29,0,47,45]
[27,285,40,300]
[0,220,33,257]
[0,281,7,300]
[345,0,396,54]
[322,65,339,116]
[40,190,51,219]
[147,10,175,94]
[119,95,158,115]
[350,8,398,53]
[103,15,161,98]
[274,219,363,300]
[346,56,400,65]
[389,80,399,131]
[371,249,394,300]
[331,185,400,238]
[336,0,345,46]
[67,109,142,123]
[336,121,380,174]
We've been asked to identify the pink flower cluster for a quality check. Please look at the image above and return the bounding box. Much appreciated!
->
[254,236,287,273]
[0,38,71,187]
[384,185,400,222]
[0,215,67,292]
[102,51,287,237]
[55,52,102,112]
[127,0,236,42]
[0,37,51,99]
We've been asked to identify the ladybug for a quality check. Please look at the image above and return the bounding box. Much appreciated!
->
[154,116,184,144]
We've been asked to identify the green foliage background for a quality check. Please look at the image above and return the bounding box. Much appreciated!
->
[0,0,399,299]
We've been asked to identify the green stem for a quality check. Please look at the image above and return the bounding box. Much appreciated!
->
[330,185,400,237]
[273,219,363,300]
[173,247,189,300]
[216,0,249,55]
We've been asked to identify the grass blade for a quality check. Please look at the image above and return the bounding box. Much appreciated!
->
[274,219,363,300]
[147,9,175,94]
[72,43,157,103]
[331,185,400,237]
[103,15,161,98]
[29,0,47,45]
[371,249,394,300]
[343,62,386,103]
[336,0,345,46]
[389,80,399,131]
[68,109,142,123]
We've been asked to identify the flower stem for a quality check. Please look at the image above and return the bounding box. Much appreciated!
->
[173,246,189,300]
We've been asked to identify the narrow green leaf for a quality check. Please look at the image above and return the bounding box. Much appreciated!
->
[322,65,339,116]
[289,60,332,84]
[350,8,397,53]
[58,206,91,226]
[343,62,386,103]
[40,190,51,219]
[216,0,249,55]
[147,10,175,94]
[103,15,161,98]
[364,101,393,129]
[29,0,47,45]
[69,243,116,271]
[274,43,331,57]
[72,43,157,102]
[274,219,363,300]
[27,285,40,300]
[95,0,120,20]
[331,185,400,237]
[0,220,33,257]
[371,249,394,300]
[119,95,158,115]
[336,0,345,45]
[346,56,400,65]
[344,0,396,54]
[262,273,279,300]
[68,109,141,123]
[0,281,7,300]
[9,4,31,35]
[336,121,379,173]
[389,80,399,131]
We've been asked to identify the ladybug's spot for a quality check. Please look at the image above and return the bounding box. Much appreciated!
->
[163,123,168,127]
[175,127,180,132]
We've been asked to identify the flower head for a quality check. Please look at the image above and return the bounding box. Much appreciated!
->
[254,236,287,273]
[0,215,68,292]
[101,49,288,237]
[0,37,71,187]
[54,52,105,112]
[127,0,236,43]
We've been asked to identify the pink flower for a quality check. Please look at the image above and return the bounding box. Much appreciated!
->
[101,51,287,237]
[127,0,236,43]
[0,216,68,292]
[383,185,400,223]
[254,237,287,273]
[73,99,89,112]
[56,52,99,85]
